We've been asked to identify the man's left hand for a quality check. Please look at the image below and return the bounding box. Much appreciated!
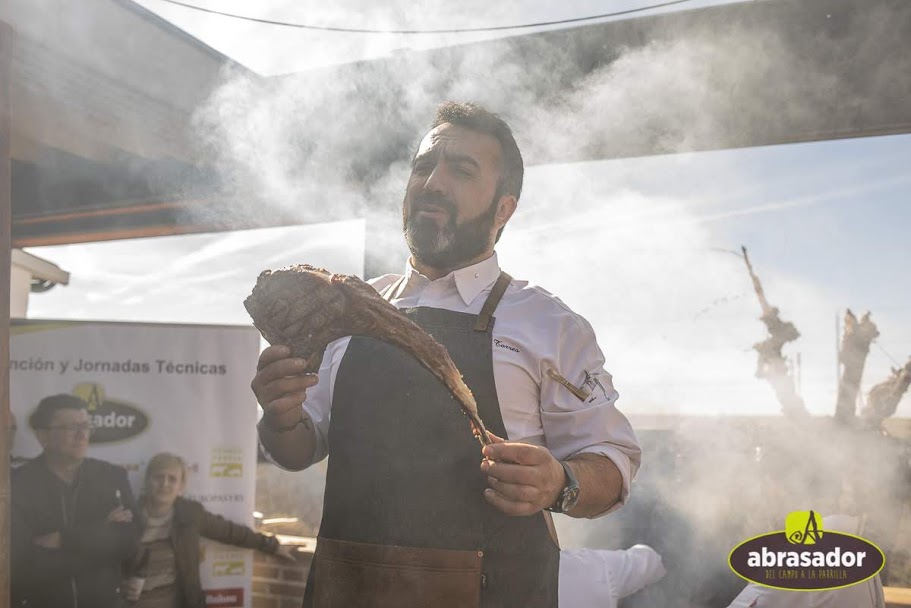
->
[480,432,565,516]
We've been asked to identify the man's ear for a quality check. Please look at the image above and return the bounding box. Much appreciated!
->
[495,194,518,230]
[35,429,49,449]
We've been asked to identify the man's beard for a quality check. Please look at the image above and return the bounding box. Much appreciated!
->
[403,192,499,270]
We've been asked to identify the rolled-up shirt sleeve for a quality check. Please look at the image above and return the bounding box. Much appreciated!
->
[540,312,641,517]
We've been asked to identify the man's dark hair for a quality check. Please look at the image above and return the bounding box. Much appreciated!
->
[29,394,88,429]
[432,101,524,203]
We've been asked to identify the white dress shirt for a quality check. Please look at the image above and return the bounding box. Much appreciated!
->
[265,252,641,515]
[559,545,666,608]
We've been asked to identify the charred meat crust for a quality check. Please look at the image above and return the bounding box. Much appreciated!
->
[245,265,490,446]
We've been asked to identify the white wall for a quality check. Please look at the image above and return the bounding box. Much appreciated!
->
[10,263,29,318]
[10,249,70,318]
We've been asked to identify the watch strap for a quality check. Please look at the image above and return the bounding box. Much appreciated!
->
[546,460,580,513]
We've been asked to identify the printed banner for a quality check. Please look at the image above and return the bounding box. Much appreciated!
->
[10,319,262,607]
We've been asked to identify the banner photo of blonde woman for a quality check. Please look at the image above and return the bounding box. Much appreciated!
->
[10,319,261,607]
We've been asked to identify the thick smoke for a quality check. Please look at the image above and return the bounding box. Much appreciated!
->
[11,0,911,605]
[191,0,911,250]
[188,5,911,605]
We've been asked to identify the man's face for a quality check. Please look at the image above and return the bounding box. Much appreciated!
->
[38,408,91,464]
[403,123,507,268]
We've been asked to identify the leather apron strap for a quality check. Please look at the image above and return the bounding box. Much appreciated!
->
[383,271,512,314]
[474,272,512,332]
[474,272,560,548]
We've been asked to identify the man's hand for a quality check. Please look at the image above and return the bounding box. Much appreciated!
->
[34,531,62,549]
[480,432,565,516]
[106,506,133,523]
[251,345,319,431]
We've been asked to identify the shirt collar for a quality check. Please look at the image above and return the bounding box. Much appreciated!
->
[404,253,502,306]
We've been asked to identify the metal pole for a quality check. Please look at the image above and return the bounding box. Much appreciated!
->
[835,311,841,400]
[0,19,13,608]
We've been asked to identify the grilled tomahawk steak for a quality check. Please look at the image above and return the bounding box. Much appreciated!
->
[244,265,490,446]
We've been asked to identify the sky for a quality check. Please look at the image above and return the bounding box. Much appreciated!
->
[16,0,911,420]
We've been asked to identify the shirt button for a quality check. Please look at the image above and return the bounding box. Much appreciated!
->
[474,273,480,278]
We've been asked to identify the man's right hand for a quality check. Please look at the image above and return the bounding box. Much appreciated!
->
[251,345,319,432]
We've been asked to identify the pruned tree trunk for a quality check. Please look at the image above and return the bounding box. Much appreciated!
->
[742,246,808,419]
[835,310,879,424]
[861,358,911,431]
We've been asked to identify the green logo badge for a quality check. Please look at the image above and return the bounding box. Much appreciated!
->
[210,447,244,478]
[729,510,884,591]
[213,561,245,577]
[786,510,823,545]
[69,383,149,443]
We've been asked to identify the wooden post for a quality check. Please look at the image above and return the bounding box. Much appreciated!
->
[1,19,13,608]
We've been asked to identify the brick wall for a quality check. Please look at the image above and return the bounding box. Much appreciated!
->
[251,547,313,608]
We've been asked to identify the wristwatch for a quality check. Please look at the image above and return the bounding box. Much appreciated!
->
[546,461,581,514]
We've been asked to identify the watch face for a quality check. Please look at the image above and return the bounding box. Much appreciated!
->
[561,486,581,512]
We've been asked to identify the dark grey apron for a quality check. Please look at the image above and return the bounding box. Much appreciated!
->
[303,272,560,607]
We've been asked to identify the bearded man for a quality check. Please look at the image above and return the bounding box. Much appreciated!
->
[253,102,640,608]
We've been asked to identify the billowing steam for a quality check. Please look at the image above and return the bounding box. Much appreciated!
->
[15,0,911,604]
[188,10,911,602]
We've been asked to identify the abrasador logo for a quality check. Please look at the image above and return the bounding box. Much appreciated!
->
[73,383,149,443]
[729,511,884,591]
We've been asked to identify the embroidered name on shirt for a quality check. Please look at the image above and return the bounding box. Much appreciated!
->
[493,339,520,353]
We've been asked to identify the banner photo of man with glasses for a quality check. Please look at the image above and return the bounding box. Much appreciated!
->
[9,319,262,608]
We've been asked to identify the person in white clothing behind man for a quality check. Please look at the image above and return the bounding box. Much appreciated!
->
[559,545,666,608]
[252,101,641,607]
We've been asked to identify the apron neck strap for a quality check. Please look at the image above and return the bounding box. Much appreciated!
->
[474,272,512,332]
[383,270,512,331]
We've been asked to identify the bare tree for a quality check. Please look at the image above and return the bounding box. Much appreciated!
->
[862,358,911,431]
[742,246,808,419]
[835,310,879,424]
[741,247,910,431]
